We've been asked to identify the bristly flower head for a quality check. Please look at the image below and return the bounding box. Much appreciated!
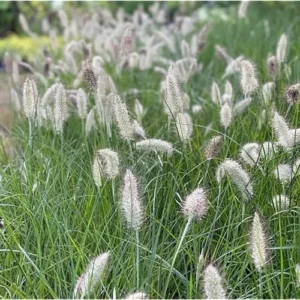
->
[267,55,277,79]
[250,212,268,272]
[175,112,193,143]
[238,0,249,19]
[121,169,144,230]
[285,83,300,105]
[204,135,223,160]
[164,71,183,117]
[125,291,148,300]
[276,34,288,64]
[23,78,36,119]
[92,148,119,187]
[211,82,221,105]
[136,139,174,157]
[274,164,292,184]
[83,60,97,90]
[74,252,110,298]
[239,143,260,167]
[182,188,208,220]
[240,60,259,95]
[262,82,274,105]
[77,88,87,119]
[220,103,232,130]
[216,159,253,199]
[54,83,67,134]
[113,95,134,141]
[272,194,290,211]
[203,264,227,299]
[296,264,300,288]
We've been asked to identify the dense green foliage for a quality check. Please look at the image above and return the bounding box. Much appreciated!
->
[1,2,300,299]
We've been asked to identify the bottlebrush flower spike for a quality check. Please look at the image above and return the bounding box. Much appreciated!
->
[240,60,259,95]
[250,212,268,272]
[164,72,183,117]
[238,0,249,19]
[203,264,227,299]
[222,80,233,105]
[272,194,290,211]
[220,103,232,130]
[211,82,221,105]
[133,120,146,139]
[240,143,260,167]
[181,188,208,220]
[216,159,253,199]
[223,55,244,78]
[204,135,223,160]
[86,107,96,135]
[136,139,174,157]
[77,88,87,119]
[262,82,274,105]
[285,83,300,104]
[83,60,97,90]
[272,111,297,149]
[54,83,67,134]
[175,112,193,143]
[134,99,144,123]
[23,78,36,119]
[92,149,119,187]
[125,291,148,300]
[296,264,300,288]
[121,169,144,230]
[234,97,252,115]
[215,45,233,64]
[113,95,134,141]
[276,34,288,64]
[274,164,292,184]
[74,252,110,298]
[267,55,277,79]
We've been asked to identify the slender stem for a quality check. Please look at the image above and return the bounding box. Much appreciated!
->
[28,118,32,148]
[278,212,284,299]
[163,217,192,298]
[136,229,140,288]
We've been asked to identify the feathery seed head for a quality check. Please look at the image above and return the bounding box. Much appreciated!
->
[136,139,174,157]
[272,195,290,211]
[121,169,143,230]
[240,143,260,166]
[240,60,259,95]
[296,264,300,288]
[222,80,233,105]
[216,159,253,199]
[262,82,274,105]
[250,212,268,272]
[175,112,193,143]
[125,291,148,300]
[164,72,183,117]
[133,120,146,139]
[204,135,223,160]
[86,107,96,135]
[220,103,232,129]
[272,111,296,149]
[182,188,208,220]
[54,83,67,134]
[274,164,292,184]
[92,149,119,187]
[134,99,144,122]
[234,97,252,115]
[276,34,288,64]
[203,264,227,299]
[211,82,221,105]
[77,88,87,119]
[267,55,277,79]
[113,95,134,141]
[285,83,300,105]
[23,78,36,119]
[74,252,110,298]
[238,0,249,19]
[83,60,97,90]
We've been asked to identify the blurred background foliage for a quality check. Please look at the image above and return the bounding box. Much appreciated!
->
[0,1,299,64]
